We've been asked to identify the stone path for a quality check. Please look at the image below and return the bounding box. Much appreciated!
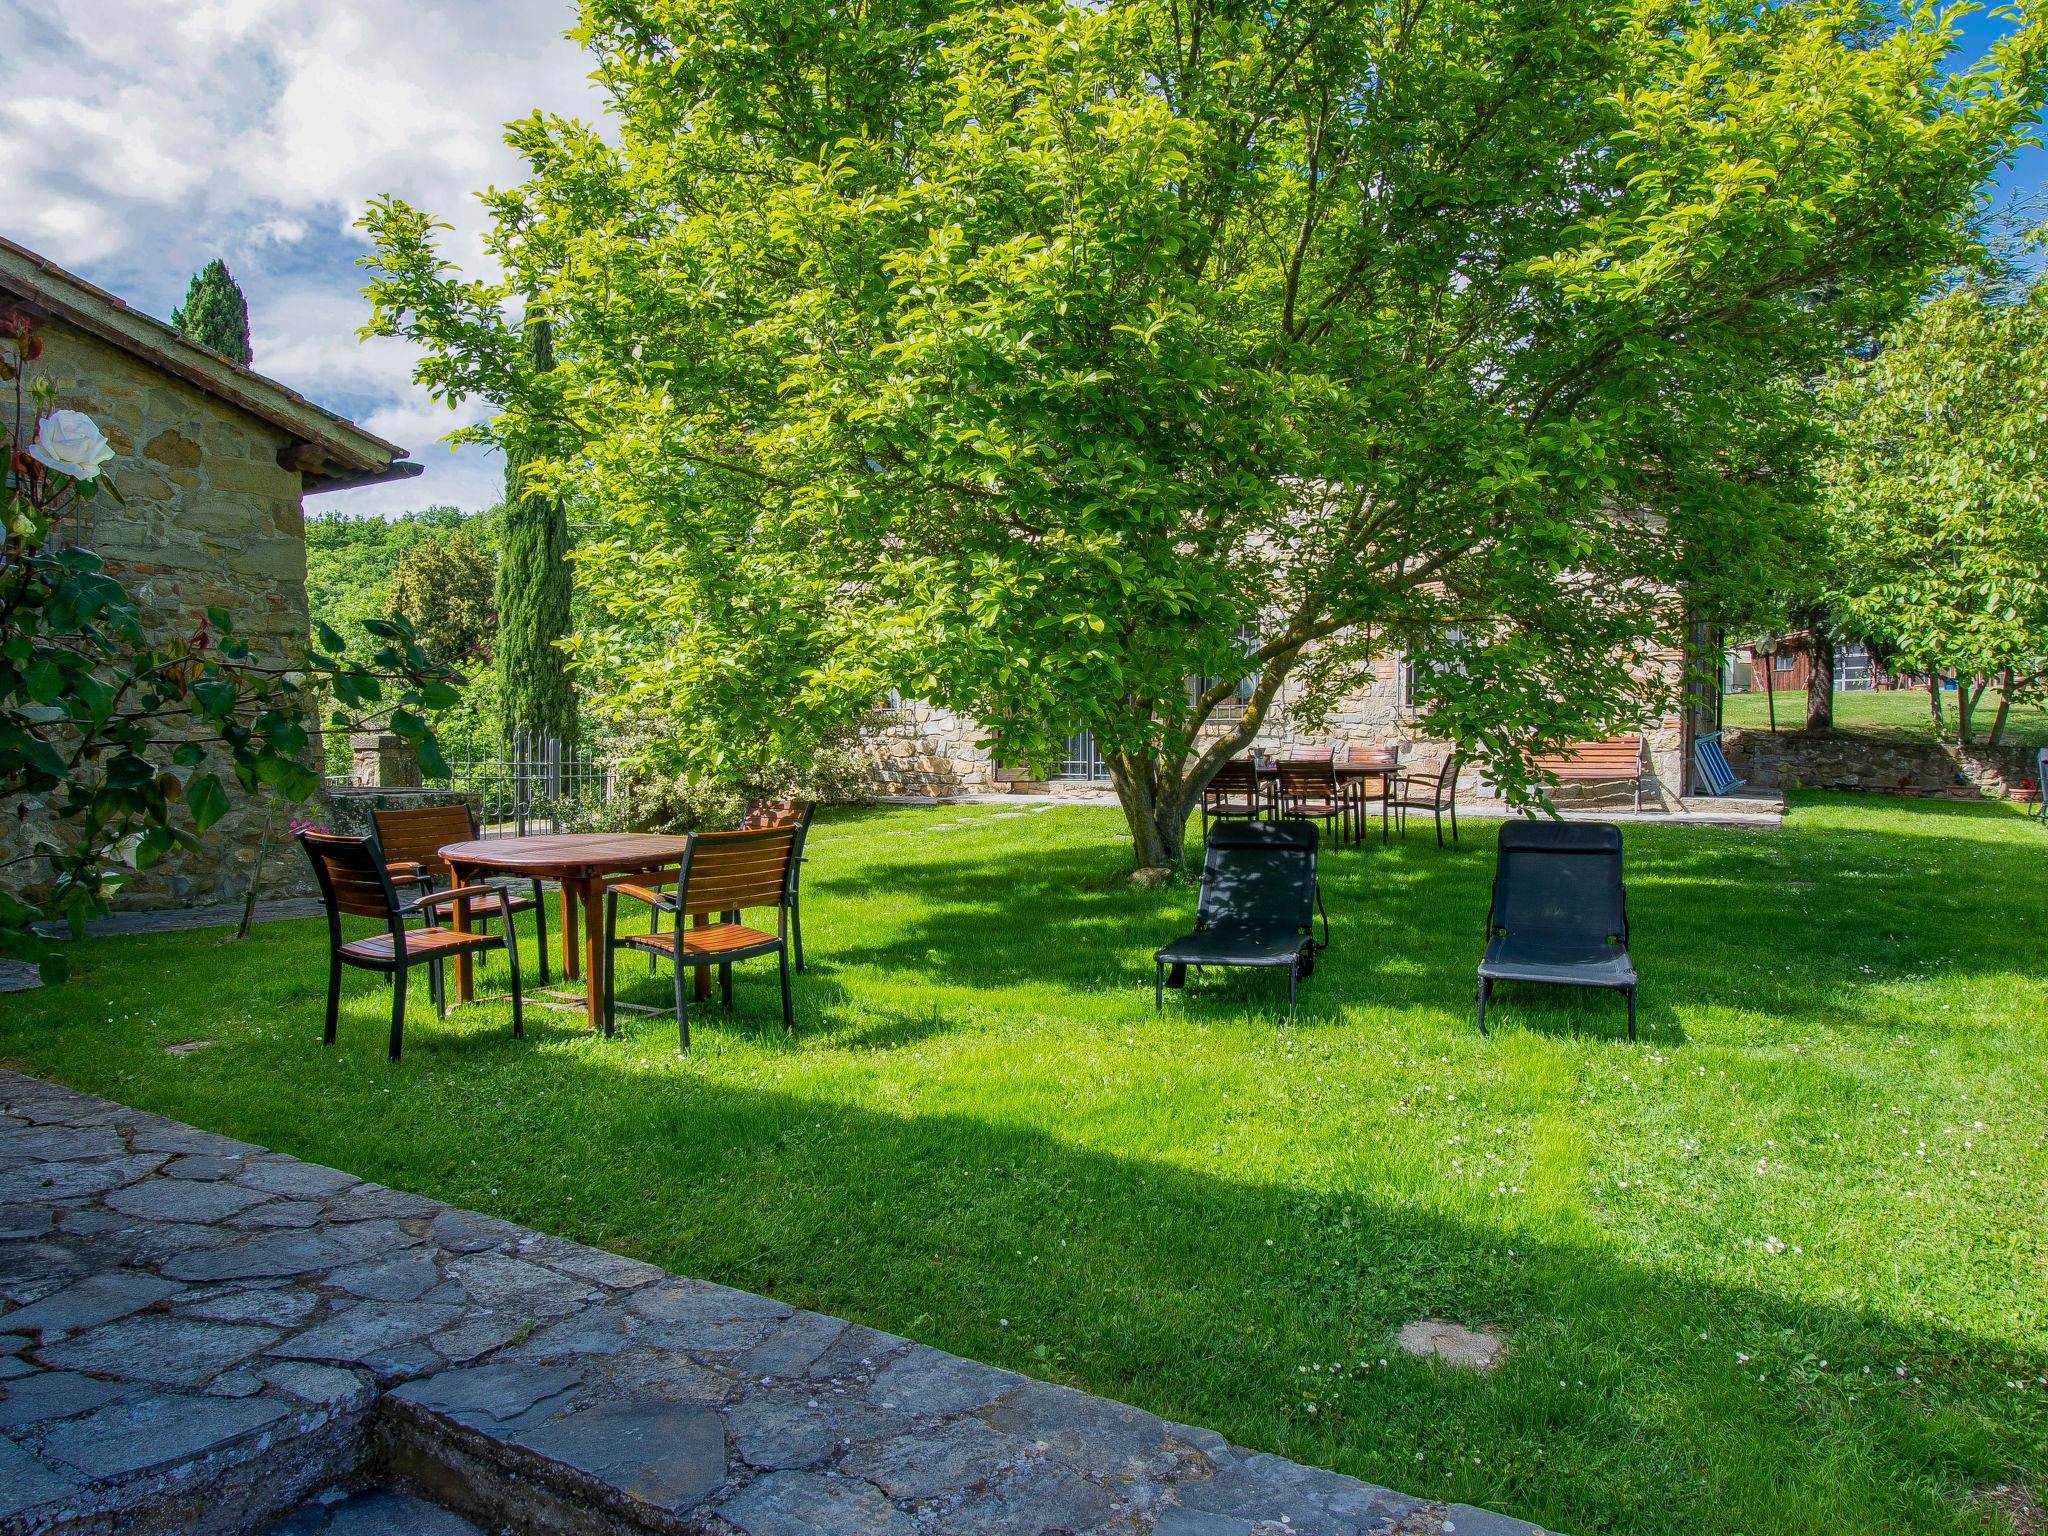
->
[0,1072,1554,1536]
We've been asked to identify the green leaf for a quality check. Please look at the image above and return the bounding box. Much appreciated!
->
[185,774,231,831]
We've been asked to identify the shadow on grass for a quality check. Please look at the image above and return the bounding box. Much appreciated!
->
[801,798,2044,1046]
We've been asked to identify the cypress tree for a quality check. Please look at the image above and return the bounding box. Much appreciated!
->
[495,313,578,746]
[171,259,253,366]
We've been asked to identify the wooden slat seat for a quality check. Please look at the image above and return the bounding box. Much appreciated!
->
[1526,735,1649,811]
[339,927,508,964]
[617,921,781,961]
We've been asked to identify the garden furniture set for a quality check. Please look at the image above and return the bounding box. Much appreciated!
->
[1200,745,1460,847]
[300,800,814,1058]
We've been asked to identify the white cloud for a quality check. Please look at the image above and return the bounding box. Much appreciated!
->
[0,0,599,514]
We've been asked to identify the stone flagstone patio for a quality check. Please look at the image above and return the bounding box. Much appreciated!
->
[0,1071,1552,1536]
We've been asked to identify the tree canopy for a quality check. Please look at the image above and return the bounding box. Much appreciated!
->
[365,0,2048,865]
[1822,269,2048,747]
[171,258,253,367]
[390,523,498,665]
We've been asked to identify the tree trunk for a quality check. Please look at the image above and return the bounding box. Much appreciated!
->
[1959,676,1986,746]
[1928,675,1944,734]
[1804,633,1833,731]
[1987,670,2013,748]
[1105,753,1193,871]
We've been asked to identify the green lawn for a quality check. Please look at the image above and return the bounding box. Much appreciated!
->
[5,796,2045,1536]
[1723,686,2048,751]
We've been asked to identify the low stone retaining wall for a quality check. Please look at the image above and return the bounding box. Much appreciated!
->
[0,1072,1548,1536]
[1720,728,2038,799]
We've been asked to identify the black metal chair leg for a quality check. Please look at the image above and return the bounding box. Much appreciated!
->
[791,886,805,973]
[1288,960,1298,1020]
[324,957,341,1045]
[1627,988,1637,1042]
[389,968,407,1061]
[648,898,661,977]
[1155,961,1164,1012]
[531,878,550,985]
[720,962,733,1011]
[429,958,444,1018]
[674,943,690,1053]
[778,944,793,1034]
[506,935,524,1040]
[1476,978,1491,1036]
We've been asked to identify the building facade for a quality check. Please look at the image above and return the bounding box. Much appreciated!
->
[0,238,420,909]
[867,646,1693,807]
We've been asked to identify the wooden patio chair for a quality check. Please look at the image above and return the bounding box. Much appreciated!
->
[601,825,802,1050]
[1276,757,1348,844]
[370,801,548,984]
[299,831,524,1062]
[1390,753,1463,847]
[1200,758,1266,841]
[1343,744,1399,843]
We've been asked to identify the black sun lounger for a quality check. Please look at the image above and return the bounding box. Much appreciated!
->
[1155,819,1328,1018]
[1477,820,1638,1039]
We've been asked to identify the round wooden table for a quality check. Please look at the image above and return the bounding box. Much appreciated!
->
[438,834,690,1032]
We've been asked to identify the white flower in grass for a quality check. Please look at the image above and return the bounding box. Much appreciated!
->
[28,410,114,481]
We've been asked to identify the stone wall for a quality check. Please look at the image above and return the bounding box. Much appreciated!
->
[0,317,319,909]
[1720,727,2038,799]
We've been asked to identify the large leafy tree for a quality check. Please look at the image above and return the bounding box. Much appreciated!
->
[365,0,2047,866]
[171,259,253,367]
[1822,272,2048,747]
[493,315,578,746]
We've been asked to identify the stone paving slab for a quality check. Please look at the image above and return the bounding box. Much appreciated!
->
[0,1071,1560,1536]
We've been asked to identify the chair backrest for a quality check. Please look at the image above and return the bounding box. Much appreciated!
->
[300,832,402,922]
[1488,821,1625,942]
[677,826,802,917]
[1345,745,1396,767]
[1292,744,1334,762]
[1197,819,1319,933]
[1277,758,1337,799]
[1207,758,1259,800]
[1692,732,1739,796]
[370,802,478,881]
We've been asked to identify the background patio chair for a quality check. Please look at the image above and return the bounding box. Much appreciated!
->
[1276,758,1348,844]
[299,831,524,1061]
[1200,758,1267,840]
[1154,819,1329,1018]
[1476,820,1637,1039]
[370,801,548,984]
[603,825,802,1049]
[1391,753,1462,846]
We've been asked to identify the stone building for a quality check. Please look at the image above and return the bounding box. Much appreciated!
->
[867,645,1693,806]
[0,237,421,908]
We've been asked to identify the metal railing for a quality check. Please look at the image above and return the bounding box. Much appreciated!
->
[430,729,610,835]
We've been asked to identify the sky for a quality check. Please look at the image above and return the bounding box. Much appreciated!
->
[0,2,2043,521]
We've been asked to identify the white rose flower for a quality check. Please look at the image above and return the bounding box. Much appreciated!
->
[28,409,115,482]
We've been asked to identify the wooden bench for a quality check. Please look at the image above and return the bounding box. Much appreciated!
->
[1528,735,1650,812]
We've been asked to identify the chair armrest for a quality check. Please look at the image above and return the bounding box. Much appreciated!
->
[408,883,514,913]
[609,882,678,913]
[387,860,427,880]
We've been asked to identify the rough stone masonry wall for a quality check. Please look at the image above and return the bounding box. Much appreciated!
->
[1720,727,2038,799]
[0,318,318,909]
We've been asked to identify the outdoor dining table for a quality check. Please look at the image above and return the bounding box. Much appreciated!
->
[437,833,690,1033]
[1256,755,1399,843]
